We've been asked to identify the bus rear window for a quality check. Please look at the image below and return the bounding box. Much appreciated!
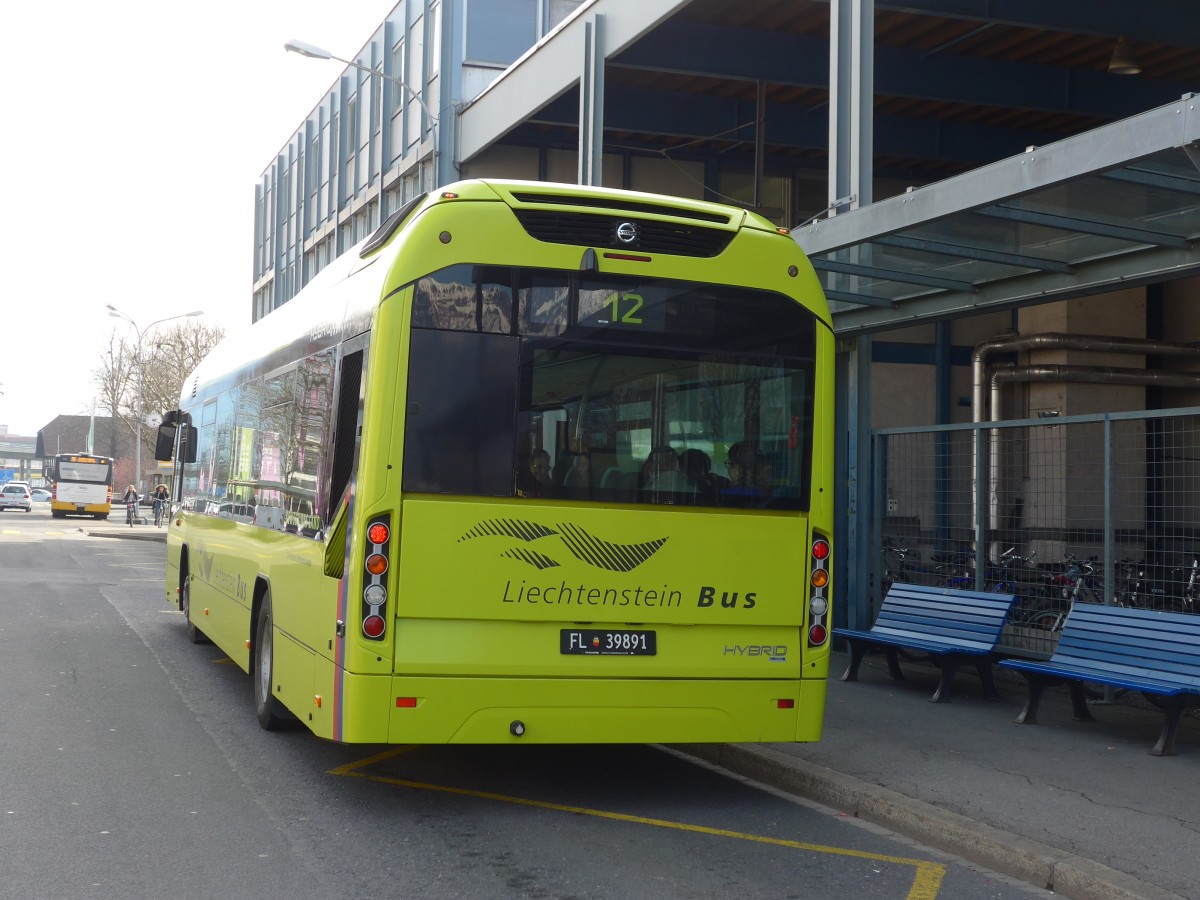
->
[403,265,817,509]
[58,461,111,483]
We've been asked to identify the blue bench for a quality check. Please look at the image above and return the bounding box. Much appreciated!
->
[999,603,1200,756]
[834,582,1019,703]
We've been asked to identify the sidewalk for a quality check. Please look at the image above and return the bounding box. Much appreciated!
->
[680,651,1200,900]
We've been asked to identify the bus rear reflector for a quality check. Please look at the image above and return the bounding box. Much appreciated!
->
[396,697,417,708]
[776,699,795,709]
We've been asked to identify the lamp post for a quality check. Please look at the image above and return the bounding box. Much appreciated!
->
[284,39,439,181]
[106,306,204,497]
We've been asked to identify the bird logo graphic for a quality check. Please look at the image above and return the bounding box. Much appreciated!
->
[459,519,668,572]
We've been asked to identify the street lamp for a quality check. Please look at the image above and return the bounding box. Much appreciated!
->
[105,305,204,497]
[284,39,439,179]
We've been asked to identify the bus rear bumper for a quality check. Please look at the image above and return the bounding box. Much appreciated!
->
[380,676,826,744]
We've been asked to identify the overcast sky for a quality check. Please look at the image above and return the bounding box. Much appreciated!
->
[0,0,399,436]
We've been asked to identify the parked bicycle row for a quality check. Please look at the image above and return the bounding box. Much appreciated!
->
[879,544,1200,632]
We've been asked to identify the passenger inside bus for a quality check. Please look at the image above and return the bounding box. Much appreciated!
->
[640,446,693,494]
[681,448,728,501]
[516,448,552,498]
[722,442,772,499]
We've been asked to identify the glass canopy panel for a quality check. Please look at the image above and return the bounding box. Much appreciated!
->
[956,213,1145,265]
[1005,173,1200,238]
[817,269,942,303]
[1129,148,1200,189]
[821,241,1031,283]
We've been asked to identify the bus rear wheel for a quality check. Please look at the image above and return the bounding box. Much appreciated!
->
[181,570,208,644]
[254,590,292,731]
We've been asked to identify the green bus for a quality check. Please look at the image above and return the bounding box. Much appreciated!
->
[158,179,834,744]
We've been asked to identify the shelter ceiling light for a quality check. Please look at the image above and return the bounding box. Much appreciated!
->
[1108,37,1142,75]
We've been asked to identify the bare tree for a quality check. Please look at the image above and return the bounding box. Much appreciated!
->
[93,331,136,459]
[93,321,225,462]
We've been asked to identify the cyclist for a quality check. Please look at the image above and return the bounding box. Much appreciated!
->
[152,484,169,527]
[121,485,140,527]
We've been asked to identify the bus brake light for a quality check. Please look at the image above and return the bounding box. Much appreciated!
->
[363,614,386,638]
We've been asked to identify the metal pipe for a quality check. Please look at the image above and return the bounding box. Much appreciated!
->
[973,333,1200,425]
[970,333,1200,559]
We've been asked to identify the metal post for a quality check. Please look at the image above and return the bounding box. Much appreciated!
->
[135,331,144,497]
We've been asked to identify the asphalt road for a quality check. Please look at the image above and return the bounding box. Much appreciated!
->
[0,506,1050,899]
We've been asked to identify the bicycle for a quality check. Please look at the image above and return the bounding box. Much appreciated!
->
[1023,554,1102,632]
[880,545,974,594]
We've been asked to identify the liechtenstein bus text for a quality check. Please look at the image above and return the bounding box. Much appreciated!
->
[158,180,835,744]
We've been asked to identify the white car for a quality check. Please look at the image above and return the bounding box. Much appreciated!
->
[0,484,33,512]
[30,488,52,503]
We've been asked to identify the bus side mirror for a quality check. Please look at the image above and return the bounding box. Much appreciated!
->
[155,424,177,462]
[181,425,198,464]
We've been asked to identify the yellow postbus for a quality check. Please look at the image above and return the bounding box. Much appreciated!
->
[49,453,114,519]
[158,180,834,744]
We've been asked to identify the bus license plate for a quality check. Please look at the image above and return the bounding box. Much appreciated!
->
[561,629,656,656]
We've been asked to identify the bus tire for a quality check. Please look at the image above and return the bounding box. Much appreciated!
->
[180,569,208,645]
[254,591,292,731]
[52,510,65,519]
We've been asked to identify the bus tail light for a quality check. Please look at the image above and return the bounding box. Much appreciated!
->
[361,514,391,641]
[808,533,831,647]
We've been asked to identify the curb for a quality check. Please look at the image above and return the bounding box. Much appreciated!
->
[80,528,167,543]
[671,742,1184,900]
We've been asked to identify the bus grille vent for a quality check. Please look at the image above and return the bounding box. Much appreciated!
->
[512,210,734,258]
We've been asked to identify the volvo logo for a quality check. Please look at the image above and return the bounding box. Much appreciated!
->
[614,221,639,244]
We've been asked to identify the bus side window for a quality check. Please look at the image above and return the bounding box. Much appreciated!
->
[326,348,365,515]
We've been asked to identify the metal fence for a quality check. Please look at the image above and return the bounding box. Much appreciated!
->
[872,407,1200,657]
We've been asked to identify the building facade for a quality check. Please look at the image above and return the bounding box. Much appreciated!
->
[253,0,586,322]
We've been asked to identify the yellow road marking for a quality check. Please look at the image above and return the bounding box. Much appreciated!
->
[329,751,946,899]
[327,746,416,776]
